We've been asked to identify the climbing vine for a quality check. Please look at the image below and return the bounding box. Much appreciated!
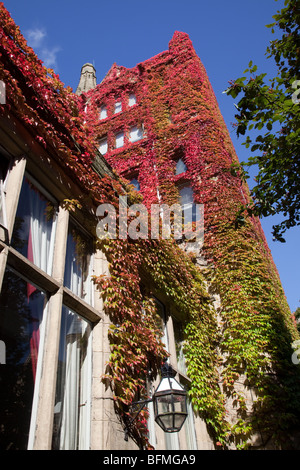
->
[82,31,300,448]
[1,5,300,449]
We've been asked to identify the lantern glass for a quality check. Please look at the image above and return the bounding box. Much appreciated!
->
[153,374,188,433]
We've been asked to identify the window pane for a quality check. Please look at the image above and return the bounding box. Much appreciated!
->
[99,105,107,120]
[11,177,56,275]
[179,186,198,224]
[99,137,108,155]
[176,158,187,175]
[128,93,136,107]
[179,186,193,205]
[129,125,143,143]
[0,154,9,227]
[130,178,140,191]
[0,268,47,450]
[173,318,187,375]
[64,221,93,305]
[115,131,124,148]
[154,299,169,352]
[52,307,91,450]
[114,101,122,114]
[0,179,6,227]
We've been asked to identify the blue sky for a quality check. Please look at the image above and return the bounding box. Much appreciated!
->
[3,0,299,312]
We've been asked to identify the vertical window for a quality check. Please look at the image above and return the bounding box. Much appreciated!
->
[52,307,92,450]
[0,154,9,228]
[0,268,48,450]
[114,100,122,114]
[154,298,169,352]
[179,185,197,224]
[99,137,108,155]
[115,131,124,149]
[176,158,187,175]
[99,105,107,120]
[64,221,93,305]
[173,317,187,376]
[11,176,57,276]
[129,125,143,143]
[128,93,137,107]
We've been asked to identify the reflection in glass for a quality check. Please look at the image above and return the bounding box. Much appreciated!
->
[0,268,47,450]
[64,221,93,305]
[52,307,91,450]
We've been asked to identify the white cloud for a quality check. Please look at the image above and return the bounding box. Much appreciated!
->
[25,27,60,71]
[40,47,61,69]
[26,28,46,49]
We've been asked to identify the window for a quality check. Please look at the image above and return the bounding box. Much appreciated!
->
[179,185,197,224]
[99,137,108,155]
[11,175,57,276]
[129,125,143,143]
[173,317,187,375]
[99,105,107,120]
[115,131,124,149]
[148,297,197,450]
[52,307,92,450]
[114,100,122,114]
[0,155,99,450]
[64,220,93,305]
[130,178,140,191]
[0,153,9,228]
[0,268,48,450]
[128,93,137,107]
[176,158,187,175]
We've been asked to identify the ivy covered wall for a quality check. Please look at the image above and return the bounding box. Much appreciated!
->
[83,31,300,449]
[1,3,300,449]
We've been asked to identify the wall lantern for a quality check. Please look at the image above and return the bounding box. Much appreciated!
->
[124,360,188,441]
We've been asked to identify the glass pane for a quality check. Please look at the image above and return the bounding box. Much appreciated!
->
[52,307,91,450]
[130,178,140,191]
[0,268,47,450]
[176,158,187,175]
[128,93,136,106]
[99,105,107,120]
[0,154,9,227]
[114,101,122,114]
[0,179,6,227]
[11,177,56,275]
[99,137,108,155]
[157,395,172,414]
[158,414,173,431]
[173,394,186,413]
[179,185,193,205]
[115,131,124,148]
[129,126,143,143]
[154,299,168,351]
[174,413,186,430]
[173,317,187,375]
[64,221,93,305]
